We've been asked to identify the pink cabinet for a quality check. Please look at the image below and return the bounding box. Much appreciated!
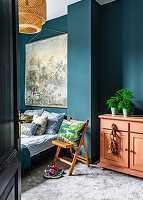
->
[98,114,143,178]
[100,129,128,168]
[130,133,143,172]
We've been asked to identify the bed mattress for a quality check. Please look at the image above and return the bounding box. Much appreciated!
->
[21,134,57,157]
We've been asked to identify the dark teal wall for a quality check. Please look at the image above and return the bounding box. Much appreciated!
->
[67,0,92,158]
[19,0,101,160]
[20,0,100,159]
[67,0,101,160]
[101,0,143,114]
[122,0,143,114]
[20,0,143,160]
[91,0,101,160]
[100,0,123,114]
[19,0,143,159]
[19,15,67,114]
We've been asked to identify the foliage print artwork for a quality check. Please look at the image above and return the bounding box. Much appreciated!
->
[25,34,67,108]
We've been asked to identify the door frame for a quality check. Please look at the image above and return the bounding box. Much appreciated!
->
[0,0,21,199]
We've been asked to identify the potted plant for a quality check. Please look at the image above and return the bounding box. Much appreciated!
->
[118,100,134,117]
[107,96,119,115]
[117,89,135,117]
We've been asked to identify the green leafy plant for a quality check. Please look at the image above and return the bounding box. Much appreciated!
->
[118,100,134,112]
[115,88,134,101]
[116,89,135,112]
[107,88,135,113]
[107,96,118,108]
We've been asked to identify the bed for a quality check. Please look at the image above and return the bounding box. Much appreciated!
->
[20,109,66,174]
[21,134,57,157]
[21,134,57,174]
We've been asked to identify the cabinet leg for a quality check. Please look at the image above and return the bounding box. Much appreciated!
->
[101,167,105,170]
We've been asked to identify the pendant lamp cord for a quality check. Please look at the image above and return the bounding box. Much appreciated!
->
[28,28,66,43]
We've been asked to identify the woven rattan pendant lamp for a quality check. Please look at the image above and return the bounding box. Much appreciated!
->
[19,0,47,34]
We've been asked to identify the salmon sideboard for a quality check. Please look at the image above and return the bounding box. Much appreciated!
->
[98,114,143,178]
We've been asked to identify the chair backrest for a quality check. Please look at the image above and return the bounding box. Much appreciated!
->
[68,117,89,141]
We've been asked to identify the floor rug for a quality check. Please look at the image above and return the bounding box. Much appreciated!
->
[22,158,143,200]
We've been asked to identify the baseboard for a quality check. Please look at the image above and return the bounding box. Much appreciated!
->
[89,156,100,164]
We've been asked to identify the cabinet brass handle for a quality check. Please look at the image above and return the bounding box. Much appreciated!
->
[130,150,136,154]
[125,148,128,151]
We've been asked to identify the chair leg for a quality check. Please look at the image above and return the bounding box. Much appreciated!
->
[52,146,61,165]
[83,138,89,167]
[68,148,80,176]
[70,147,73,158]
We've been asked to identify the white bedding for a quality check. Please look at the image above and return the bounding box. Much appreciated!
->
[21,134,57,157]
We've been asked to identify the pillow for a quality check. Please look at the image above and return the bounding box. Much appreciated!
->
[20,113,33,123]
[32,115,48,135]
[57,120,85,147]
[42,111,65,135]
[24,108,44,116]
[21,123,39,136]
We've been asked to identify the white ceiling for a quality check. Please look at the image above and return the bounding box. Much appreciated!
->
[96,0,116,4]
[47,0,116,21]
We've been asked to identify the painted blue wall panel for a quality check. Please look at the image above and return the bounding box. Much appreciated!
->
[19,0,101,160]
[101,0,143,115]
[122,0,143,114]
[91,0,101,160]
[67,0,92,158]
[100,0,123,114]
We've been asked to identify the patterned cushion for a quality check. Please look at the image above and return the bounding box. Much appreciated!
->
[32,115,48,135]
[42,111,65,135]
[20,113,33,123]
[57,120,85,147]
[21,123,39,136]
[24,109,44,116]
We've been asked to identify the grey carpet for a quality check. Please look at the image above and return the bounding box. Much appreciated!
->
[22,158,143,200]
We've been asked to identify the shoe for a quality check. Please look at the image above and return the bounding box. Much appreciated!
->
[43,169,62,179]
[45,165,64,175]
[52,165,64,174]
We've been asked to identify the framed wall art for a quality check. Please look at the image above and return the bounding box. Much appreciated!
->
[25,33,67,108]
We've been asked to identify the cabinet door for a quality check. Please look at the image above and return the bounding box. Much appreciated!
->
[130,133,143,172]
[100,129,128,167]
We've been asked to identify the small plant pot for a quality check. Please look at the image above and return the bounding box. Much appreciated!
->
[123,109,131,117]
[111,107,118,116]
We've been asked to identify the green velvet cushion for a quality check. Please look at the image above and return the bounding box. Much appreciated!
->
[57,120,85,147]
[21,123,39,136]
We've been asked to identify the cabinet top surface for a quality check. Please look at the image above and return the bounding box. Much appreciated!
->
[99,114,143,122]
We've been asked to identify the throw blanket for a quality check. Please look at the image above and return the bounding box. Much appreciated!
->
[21,144,31,175]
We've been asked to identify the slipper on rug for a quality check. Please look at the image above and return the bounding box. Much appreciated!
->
[43,168,62,179]
[45,165,64,175]
[52,165,64,174]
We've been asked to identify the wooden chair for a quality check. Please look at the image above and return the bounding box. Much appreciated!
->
[52,118,89,176]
